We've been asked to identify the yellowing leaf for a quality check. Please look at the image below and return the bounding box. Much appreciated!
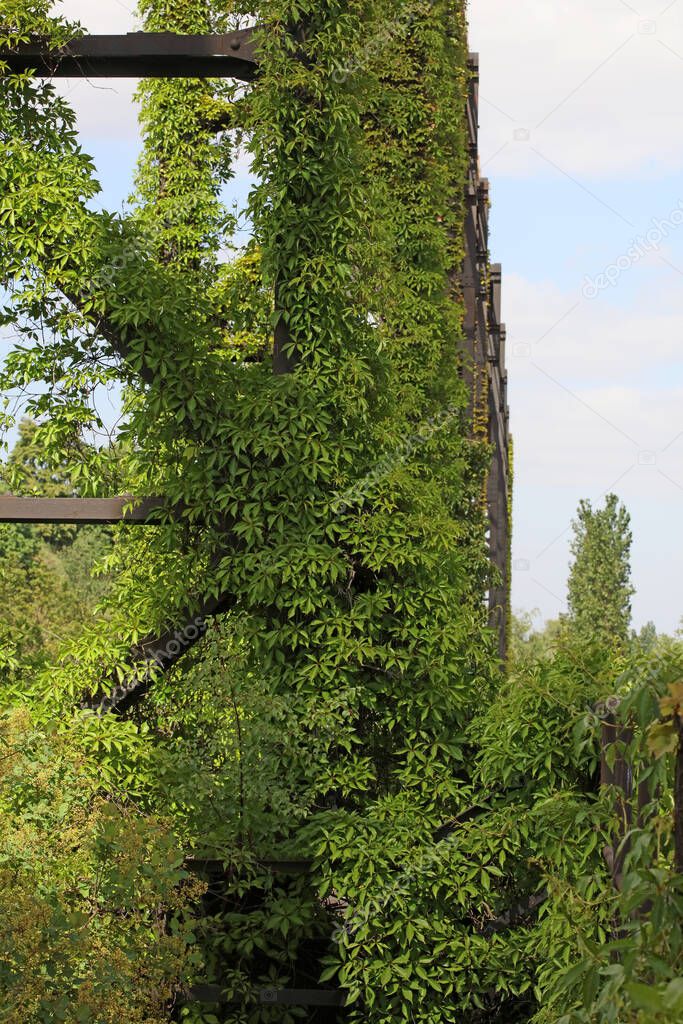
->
[659,680,683,716]
[647,721,679,760]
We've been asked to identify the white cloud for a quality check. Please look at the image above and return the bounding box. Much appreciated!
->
[49,2,141,140]
[55,77,140,140]
[469,0,683,178]
[53,0,139,34]
[506,271,683,486]
[506,270,683,630]
[512,378,683,491]
[505,271,683,381]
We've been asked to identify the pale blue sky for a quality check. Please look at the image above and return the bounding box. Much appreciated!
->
[10,0,682,633]
[473,0,683,635]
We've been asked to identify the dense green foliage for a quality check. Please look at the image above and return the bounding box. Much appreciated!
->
[1,2,683,1023]
[0,421,112,693]
[496,508,683,1023]
[0,708,204,1024]
[470,631,683,1024]
[0,0,499,1019]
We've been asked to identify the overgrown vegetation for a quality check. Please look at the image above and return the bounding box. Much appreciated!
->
[0,419,112,695]
[0,1,682,1022]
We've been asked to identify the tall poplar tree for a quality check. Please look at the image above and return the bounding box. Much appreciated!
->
[567,493,634,652]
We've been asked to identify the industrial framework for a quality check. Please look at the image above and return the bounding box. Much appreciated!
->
[0,30,511,663]
[462,53,510,659]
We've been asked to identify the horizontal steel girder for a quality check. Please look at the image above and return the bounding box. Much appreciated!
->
[0,29,258,80]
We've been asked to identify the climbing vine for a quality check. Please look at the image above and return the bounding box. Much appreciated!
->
[0,0,503,1021]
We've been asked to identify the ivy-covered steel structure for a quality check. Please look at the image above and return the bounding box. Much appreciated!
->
[0,27,510,663]
[0,3,513,1019]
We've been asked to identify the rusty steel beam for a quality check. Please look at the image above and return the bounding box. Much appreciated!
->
[460,54,510,662]
[188,857,314,876]
[0,29,258,80]
[93,588,235,716]
[188,986,346,1007]
[0,495,166,525]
